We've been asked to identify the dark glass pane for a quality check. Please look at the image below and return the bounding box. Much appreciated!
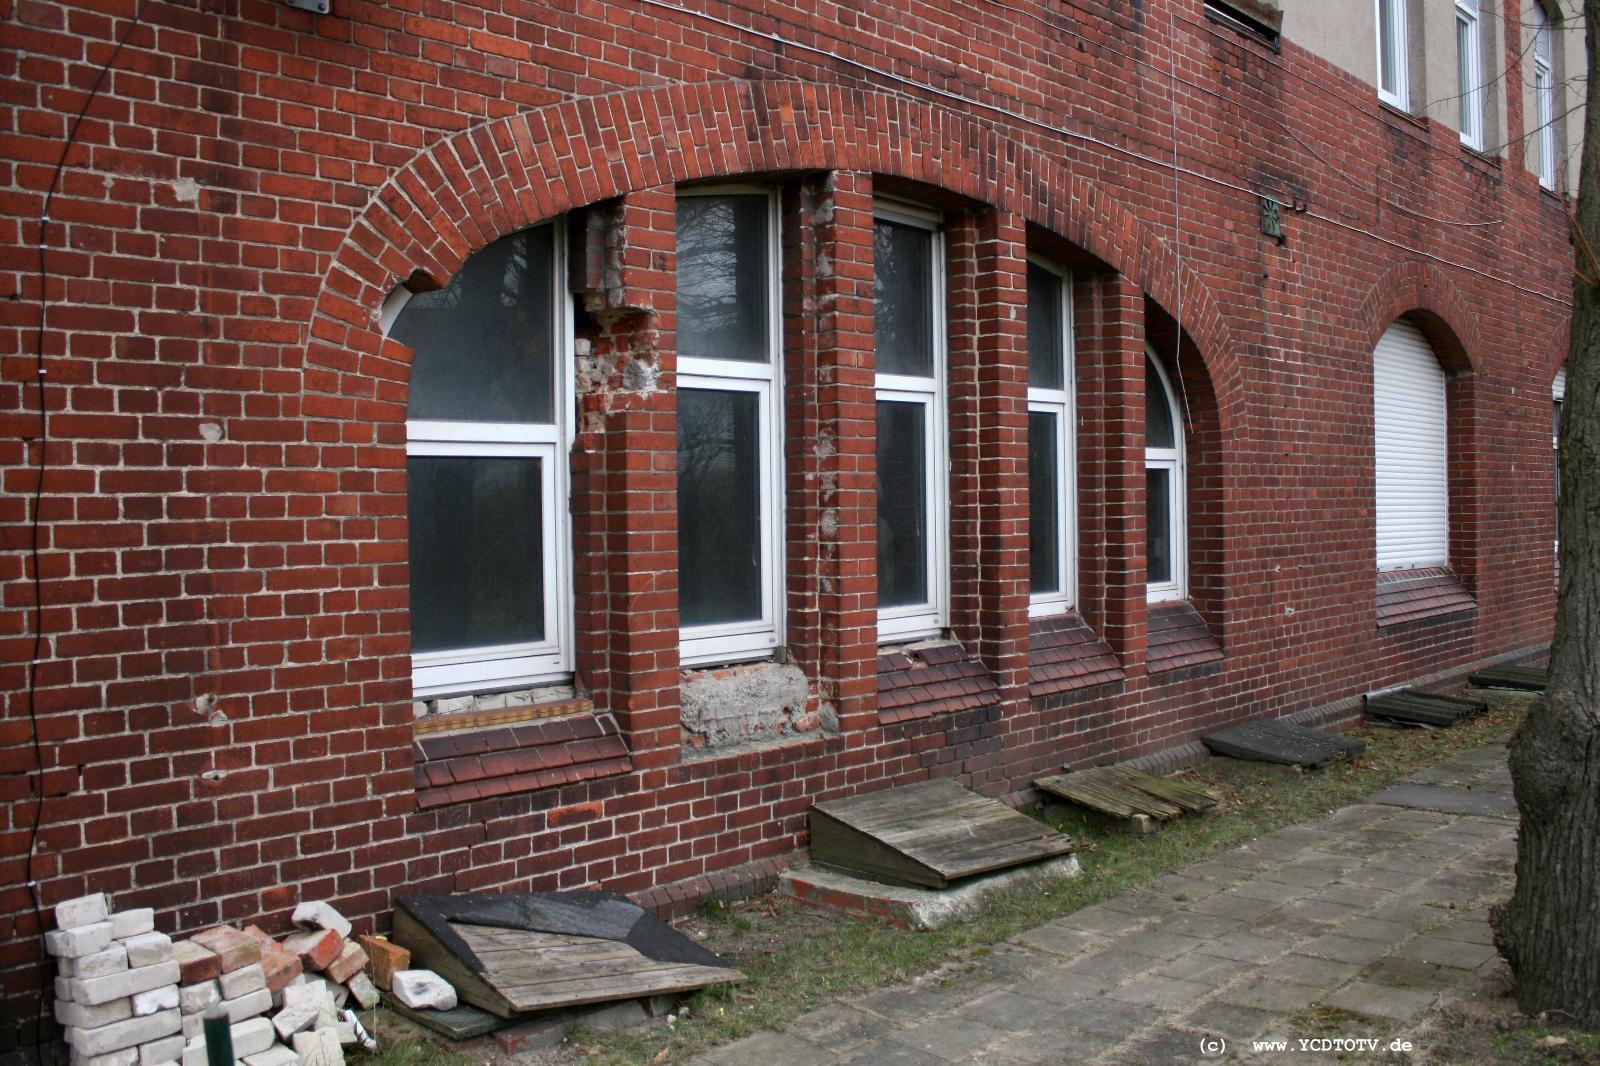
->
[1146,467,1172,585]
[394,226,555,424]
[876,401,928,607]
[1029,411,1061,594]
[1027,265,1065,391]
[408,456,544,653]
[874,220,935,378]
[676,196,771,362]
[678,389,762,627]
[1146,359,1176,449]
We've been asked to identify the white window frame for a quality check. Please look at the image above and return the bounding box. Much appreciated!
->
[400,222,575,699]
[1376,0,1409,110]
[1145,351,1187,604]
[1457,0,1484,150]
[1533,4,1558,189]
[1027,258,1076,618]
[874,202,949,643]
[675,188,786,667]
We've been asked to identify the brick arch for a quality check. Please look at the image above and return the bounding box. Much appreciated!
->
[307,79,1243,433]
[1356,260,1483,373]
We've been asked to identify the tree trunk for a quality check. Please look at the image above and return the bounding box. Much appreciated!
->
[1491,0,1600,1030]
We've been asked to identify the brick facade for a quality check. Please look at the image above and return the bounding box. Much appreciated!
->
[0,0,1572,1034]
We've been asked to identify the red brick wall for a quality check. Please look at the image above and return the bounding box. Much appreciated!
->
[0,0,1570,1033]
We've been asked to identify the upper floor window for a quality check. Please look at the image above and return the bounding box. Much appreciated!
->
[874,204,948,641]
[393,223,573,697]
[1373,320,1449,572]
[1533,3,1558,189]
[1146,353,1186,603]
[675,189,785,666]
[1027,260,1076,616]
[1376,0,1409,109]
[1457,0,1484,150]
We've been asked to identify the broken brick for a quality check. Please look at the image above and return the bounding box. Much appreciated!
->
[188,928,261,974]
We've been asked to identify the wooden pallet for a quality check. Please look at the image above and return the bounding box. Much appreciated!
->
[1467,665,1548,692]
[809,778,1075,889]
[391,893,742,1019]
[1365,689,1488,728]
[1203,719,1367,769]
[1034,765,1218,832]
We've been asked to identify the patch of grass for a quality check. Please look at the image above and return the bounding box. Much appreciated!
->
[1283,1004,1369,1037]
[387,706,1526,1066]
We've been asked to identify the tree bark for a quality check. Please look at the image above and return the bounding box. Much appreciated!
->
[1491,0,1600,1030]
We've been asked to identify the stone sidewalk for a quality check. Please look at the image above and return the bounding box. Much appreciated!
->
[694,743,1517,1065]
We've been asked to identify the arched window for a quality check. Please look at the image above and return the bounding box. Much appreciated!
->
[1145,353,1186,602]
[675,188,785,665]
[390,223,572,697]
[1373,319,1449,572]
[1027,259,1076,614]
[874,202,949,641]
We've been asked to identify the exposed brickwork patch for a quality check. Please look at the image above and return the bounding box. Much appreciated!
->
[412,714,633,809]
[1376,568,1478,629]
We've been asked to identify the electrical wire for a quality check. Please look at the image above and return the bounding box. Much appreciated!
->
[25,0,151,1058]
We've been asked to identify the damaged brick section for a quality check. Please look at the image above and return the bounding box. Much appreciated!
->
[679,662,826,752]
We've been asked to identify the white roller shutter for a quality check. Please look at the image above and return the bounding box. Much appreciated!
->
[1374,321,1449,571]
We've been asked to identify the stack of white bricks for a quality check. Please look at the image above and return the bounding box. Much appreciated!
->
[50,897,379,1066]
[48,894,182,1066]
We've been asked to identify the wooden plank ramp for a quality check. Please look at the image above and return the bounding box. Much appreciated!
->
[391,892,742,1019]
[1034,765,1217,832]
[1366,689,1487,728]
[1468,665,1548,691]
[809,778,1075,889]
[1203,719,1367,769]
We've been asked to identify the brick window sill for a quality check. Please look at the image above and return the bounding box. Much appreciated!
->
[1028,610,1123,698]
[877,642,998,725]
[1377,567,1476,630]
[412,706,633,808]
[1147,600,1224,675]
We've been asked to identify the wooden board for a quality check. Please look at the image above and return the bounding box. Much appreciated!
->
[390,893,743,1020]
[1202,719,1368,768]
[1366,689,1487,728]
[1468,665,1548,692]
[809,778,1075,889]
[1035,764,1218,824]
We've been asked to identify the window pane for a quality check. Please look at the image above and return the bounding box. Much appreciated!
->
[1027,265,1065,390]
[1379,0,1400,97]
[1029,411,1061,594]
[1146,467,1172,585]
[678,389,763,627]
[676,196,771,362]
[394,226,555,425]
[877,400,928,607]
[408,456,545,653]
[1146,360,1176,449]
[874,220,935,378]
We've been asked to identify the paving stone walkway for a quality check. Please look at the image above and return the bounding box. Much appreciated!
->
[694,742,1517,1065]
